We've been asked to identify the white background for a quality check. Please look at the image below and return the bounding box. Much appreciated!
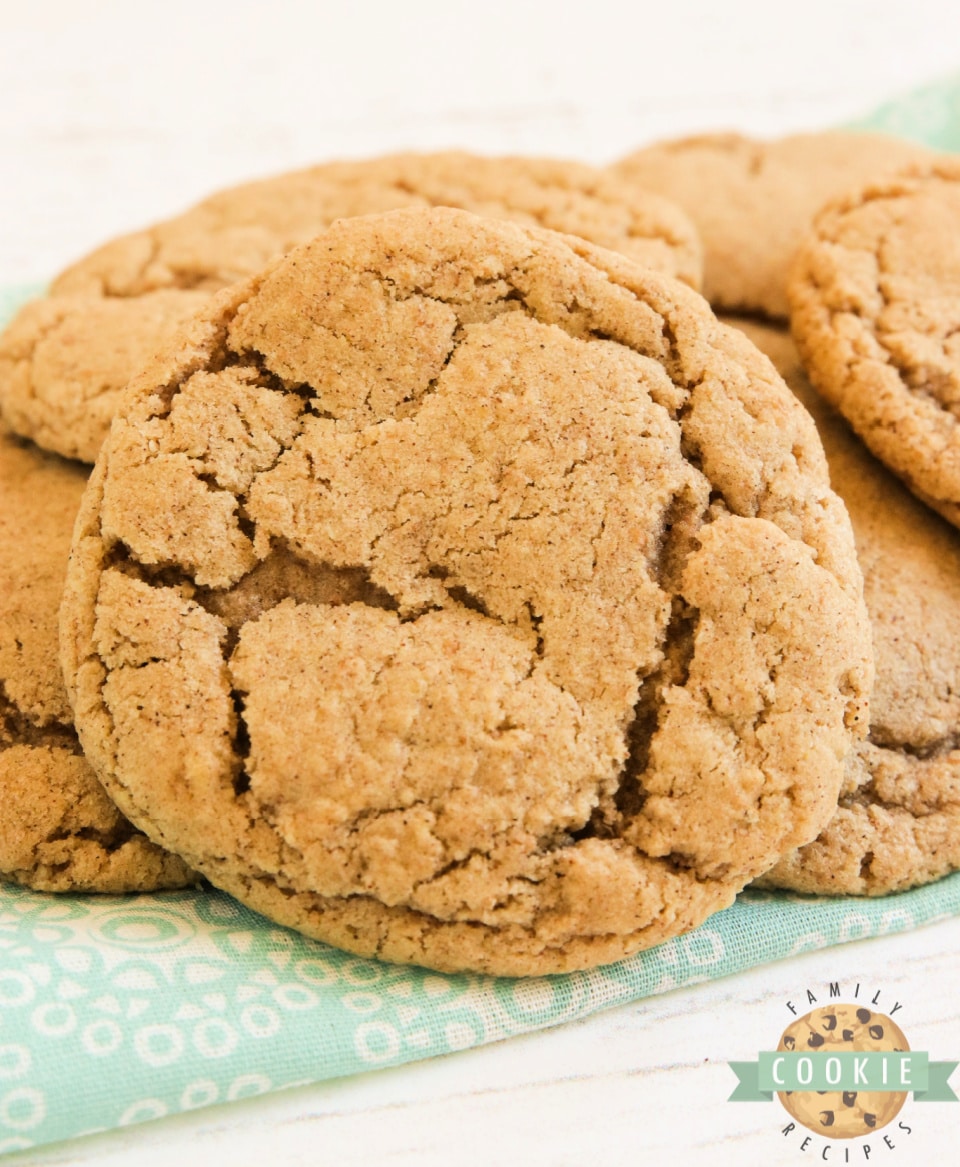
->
[4,0,960,281]
[4,2,960,1164]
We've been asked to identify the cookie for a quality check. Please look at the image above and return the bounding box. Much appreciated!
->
[0,152,701,463]
[0,290,211,465]
[0,430,195,892]
[777,1005,909,1138]
[613,131,931,318]
[730,320,960,895]
[788,161,960,529]
[61,207,871,975]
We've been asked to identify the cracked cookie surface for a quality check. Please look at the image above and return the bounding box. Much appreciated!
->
[732,320,960,895]
[61,208,871,974]
[0,430,195,892]
[613,131,931,319]
[788,161,960,529]
[0,152,701,464]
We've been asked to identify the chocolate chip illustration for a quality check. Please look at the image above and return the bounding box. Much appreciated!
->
[777,1006,910,1139]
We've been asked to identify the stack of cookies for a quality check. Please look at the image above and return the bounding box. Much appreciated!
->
[0,137,954,976]
[614,132,960,895]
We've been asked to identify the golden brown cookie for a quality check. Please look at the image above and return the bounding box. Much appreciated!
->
[0,429,195,892]
[789,160,960,529]
[0,152,701,463]
[731,320,960,895]
[613,131,931,319]
[0,290,211,465]
[777,1006,908,1138]
[61,207,871,975]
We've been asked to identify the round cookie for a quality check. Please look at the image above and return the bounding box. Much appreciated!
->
[0,430,195,892]
[777,1005,908,1138]
[61,207,871,975]
[0,290,211,466]
[730,319,960,895]
[789,160,960,530]
[0,152,702,463]
[613,131,931,319]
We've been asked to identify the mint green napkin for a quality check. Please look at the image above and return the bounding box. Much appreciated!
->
[849,71,960,148]
[2,878,959,1156]
[4,72,960,1155]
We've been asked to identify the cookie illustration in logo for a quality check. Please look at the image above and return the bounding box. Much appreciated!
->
[777,1006,909,1137]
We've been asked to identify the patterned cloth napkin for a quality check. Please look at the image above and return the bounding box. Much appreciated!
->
[847,72,960,148]
[2,879,958,1155]
[3,72,960,1156]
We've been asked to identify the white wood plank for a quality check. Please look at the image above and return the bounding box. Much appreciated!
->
[3,0,959,280]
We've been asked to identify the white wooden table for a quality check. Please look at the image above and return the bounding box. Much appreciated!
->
[4,3,960,1163]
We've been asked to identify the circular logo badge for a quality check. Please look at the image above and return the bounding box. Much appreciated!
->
[777,1006,909,1138]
